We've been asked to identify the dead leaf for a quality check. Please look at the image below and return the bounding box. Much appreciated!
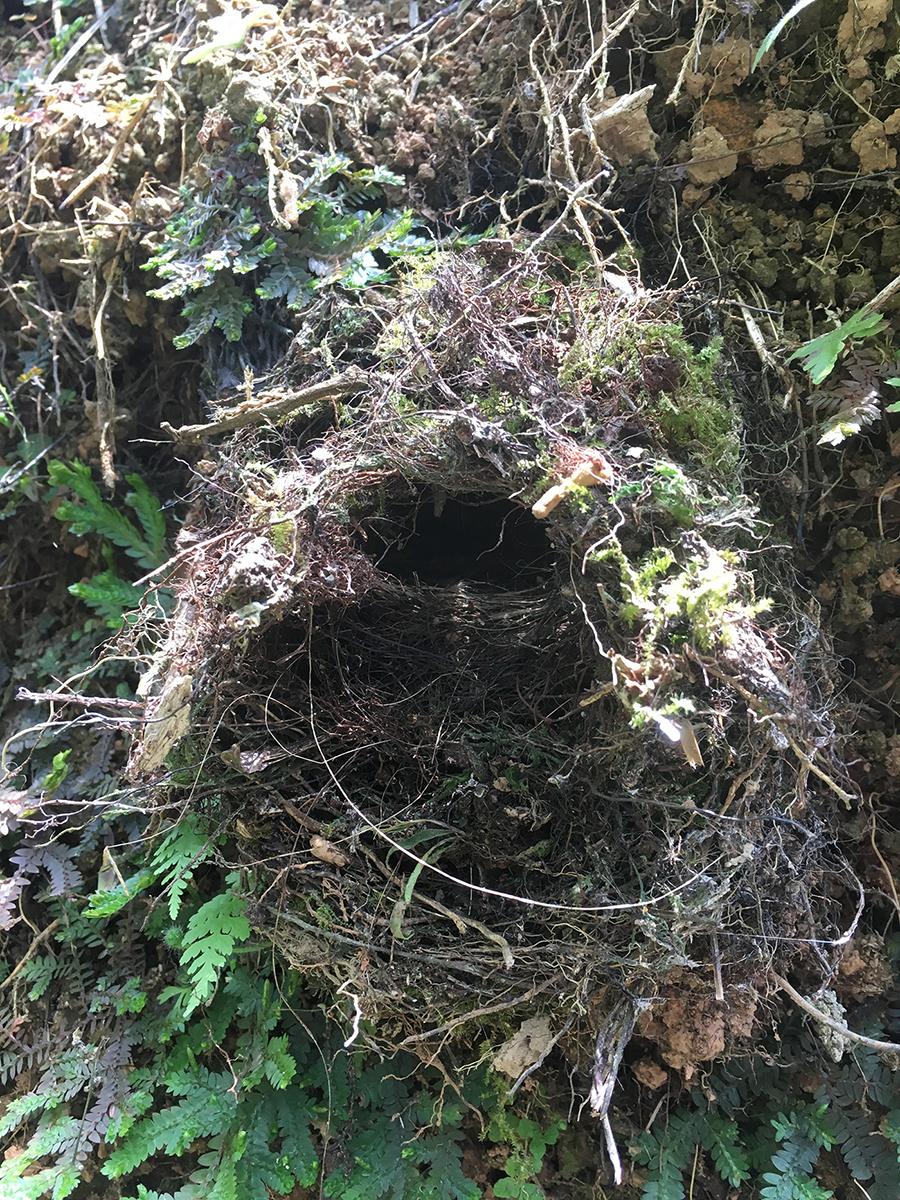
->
[677,719,704,768]
[310,835,349,868]
[493,1016,554,1079]
[646,711,703,767]
[633,1058,669,1090]
[220,745,281,774]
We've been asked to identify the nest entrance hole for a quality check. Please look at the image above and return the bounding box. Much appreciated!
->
[361,487,553,587]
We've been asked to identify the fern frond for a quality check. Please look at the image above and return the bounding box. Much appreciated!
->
[20,954,64,1001]
[882,1109,900,1159]
[192,1140,239,1200]
[270,1086,319,1188]
[48,461,163,570]
[11,842,83,896]
[789,309,886,384]
[69,571,145,629]
[103,1072,237,1178]
[84,870,155,919]
[0,1162,75,1200]
[151,816,214,920]
[818,1075,900,1196]
[124,475,167,564]
[172,280,253,348]
[180,891,250,1013]
[261,1034,296,1090]
[0,1092,55,1138]
[699,1111,752,1186]
[760,1113,832,1200]
[0,1039,53,1087]
[636,1111,703,1200]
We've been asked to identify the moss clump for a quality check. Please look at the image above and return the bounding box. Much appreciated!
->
[561,319,739,475]
[613,459,701,526]
[268,517,296,554]
[595,541,769,652]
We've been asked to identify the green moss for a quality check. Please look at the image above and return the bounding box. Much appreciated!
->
[268,517,296,554]
[594,541,769,652]
[564,482,594,513]
[613,459,701,525]
[561,319,739,475]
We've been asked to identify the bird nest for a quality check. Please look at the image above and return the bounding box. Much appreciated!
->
[129,247,860,1067]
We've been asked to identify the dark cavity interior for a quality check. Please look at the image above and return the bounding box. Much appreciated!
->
[362,488,553,587]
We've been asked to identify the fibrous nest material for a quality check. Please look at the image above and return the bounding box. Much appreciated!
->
[129,247,860,1064]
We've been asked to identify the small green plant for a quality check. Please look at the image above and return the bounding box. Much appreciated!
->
[635,1026,900,1200]
[614,461,700,526]
[144,149,420,348]
[789,309,899,445]
[789,308,886,385]
[762,1107,834,1200]
[48,460,167,629]
[489,1113,564,1199]
[49,16,87,60]
[177,881,251,1015]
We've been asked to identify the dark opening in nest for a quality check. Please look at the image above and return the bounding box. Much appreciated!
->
[360,488,553,587]
[259,549,599,878]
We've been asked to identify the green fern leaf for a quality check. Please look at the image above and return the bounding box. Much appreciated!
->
[20,955,61,1002]
[699,1112,752,1186]
[103,1071,236,1178]
[180,891,250,1013]
[0,1093,54,1138]
[152,816,214,920]
[84,870,155,919]
[261,1035,296,1090]
[760,1115,832,1200]
[193,1140,239,1200]
[124,475,167,566]
[172,280,253,349]
[641,1162,685,1200]
[788,309,886,385]
[271,1087,319,1188]
[0,1165,76,1200]
[254,258,315,309]
[68,570,144,628]
[415,1131,481,1200]
[322,1119,409,1200]
[637,1110,702,1200]
[882,1109,900,1158]
[48,461,164,570]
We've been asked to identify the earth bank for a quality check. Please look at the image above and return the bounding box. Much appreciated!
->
[0,1,898,1198]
